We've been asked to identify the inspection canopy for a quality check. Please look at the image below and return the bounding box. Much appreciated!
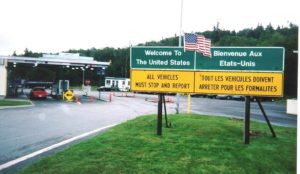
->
[2,53,110,67]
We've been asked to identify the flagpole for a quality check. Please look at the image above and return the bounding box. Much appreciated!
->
[179,0,183,47]
[176,0,183,114]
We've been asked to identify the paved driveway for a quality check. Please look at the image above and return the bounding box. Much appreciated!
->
[0,93,165,165]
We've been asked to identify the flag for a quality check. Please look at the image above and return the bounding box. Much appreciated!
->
[184,33,198,51]
[184,33,212,57]
[197,35,212,57]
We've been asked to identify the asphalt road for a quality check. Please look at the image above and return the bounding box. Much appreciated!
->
[0,91,296,173]
[0,92,160,165]
[184,96,296,127]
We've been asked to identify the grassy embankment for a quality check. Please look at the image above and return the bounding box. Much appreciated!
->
[0,99,32,107]
[19,114,296,174]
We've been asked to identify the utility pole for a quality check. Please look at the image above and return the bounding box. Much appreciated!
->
[293,49,299,174]
[176,0,183,114]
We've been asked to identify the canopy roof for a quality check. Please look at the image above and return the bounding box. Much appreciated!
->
[1,54,110,68]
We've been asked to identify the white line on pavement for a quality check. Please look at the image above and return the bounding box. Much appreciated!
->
[0,123,117,170]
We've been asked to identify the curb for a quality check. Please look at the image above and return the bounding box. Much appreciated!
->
[0,123,117,170]
[0,100,34,110]
[0,104,34,110]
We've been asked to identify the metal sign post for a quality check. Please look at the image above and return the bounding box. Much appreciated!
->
[157,94,163,135]
[244,96,277,144]
[256,97,276,138]
[163,94,171,128]
[244,96,251,144]
[130,46,284,141]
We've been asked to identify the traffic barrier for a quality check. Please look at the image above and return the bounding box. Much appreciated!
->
[165,97,174,103]
[113,92,135,97]
[90,96,94,103]
[109,92,112,102]
[74,96,81,104]
[154,97,158,103]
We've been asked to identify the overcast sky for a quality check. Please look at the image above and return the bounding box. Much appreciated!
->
[0,0,298,55]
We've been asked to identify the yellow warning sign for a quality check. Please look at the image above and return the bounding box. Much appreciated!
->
[194,72,283,96]
[131,70,194,93]
[63,90,74,102]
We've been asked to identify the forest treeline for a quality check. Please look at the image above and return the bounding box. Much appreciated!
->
[11,23,298,97]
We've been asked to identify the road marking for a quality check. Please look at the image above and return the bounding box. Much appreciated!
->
[0,124,117,170]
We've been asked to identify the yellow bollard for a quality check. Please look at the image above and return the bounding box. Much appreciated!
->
[187,94,191,113]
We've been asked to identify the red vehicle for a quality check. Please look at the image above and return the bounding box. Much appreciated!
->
[29,87,48,99]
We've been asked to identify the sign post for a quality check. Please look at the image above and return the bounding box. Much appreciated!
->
[157,94,163,135]
[194,72,283,96]
[63,90,74,102]
[131,47,284,97]
[244,96,251,144]
[196,47,284,71]
[256,98,276,138]
[130,70,194,93]
[130,46,284,140]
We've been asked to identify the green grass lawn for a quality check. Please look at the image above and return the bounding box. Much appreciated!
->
[0,99,32,107]
[19,114,296,174]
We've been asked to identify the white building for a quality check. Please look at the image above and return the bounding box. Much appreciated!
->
[105,77,130,91]
[0,58,7,99]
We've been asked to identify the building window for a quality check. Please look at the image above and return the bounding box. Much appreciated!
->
[122,81,125,85]
[106,80,110,85]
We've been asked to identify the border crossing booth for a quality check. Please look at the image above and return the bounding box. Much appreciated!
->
[0,53,110,99]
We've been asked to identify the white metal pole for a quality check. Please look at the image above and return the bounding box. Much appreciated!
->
[295,48,299,174]
[176,0,183,114]
[179,0,183,47]
[82,69,85,86]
